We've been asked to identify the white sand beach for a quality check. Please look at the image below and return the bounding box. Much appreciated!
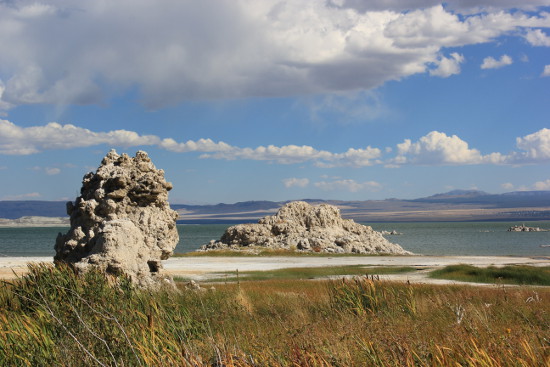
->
[1,255,548,285]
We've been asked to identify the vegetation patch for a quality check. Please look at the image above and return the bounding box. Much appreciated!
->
[206,265,418,282]
[430,264,550,286]
[1,263,549,366]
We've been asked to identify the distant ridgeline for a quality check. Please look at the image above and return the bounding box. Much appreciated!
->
[0,201,68,219]
[2,190,550,221]
[412,190,550,208]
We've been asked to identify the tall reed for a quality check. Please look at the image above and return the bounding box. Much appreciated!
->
[1,263,548,366]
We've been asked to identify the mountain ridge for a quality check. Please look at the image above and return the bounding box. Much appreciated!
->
[3,190,550,222]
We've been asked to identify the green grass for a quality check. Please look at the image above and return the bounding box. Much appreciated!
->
[1,263,549,366]
[430,264,550,286]
[202,265,418,282]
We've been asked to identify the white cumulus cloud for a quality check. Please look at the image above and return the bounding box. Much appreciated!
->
[3,119,550,168]
[0,119,379,167]
[315,179,382,192]
[430,53,465,77]
[525,29,550,46]
[480,55,513,69]
[0,2,549,111]
[282,178,310,188]
[392,131,504,165]
[0,119,161,155]
[511,128,550,163]
[542,65,550,76]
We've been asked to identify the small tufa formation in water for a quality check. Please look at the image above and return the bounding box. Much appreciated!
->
[201,201,411,254]
[508,224,548,232]
[55,150,179,288]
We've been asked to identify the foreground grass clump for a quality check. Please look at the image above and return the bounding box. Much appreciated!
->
[431,264,550,286]
[1,262,549,366]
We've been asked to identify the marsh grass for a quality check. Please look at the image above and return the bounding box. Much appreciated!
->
[1,262,549,366]
[208,265,417,282]
[430,264,550,286]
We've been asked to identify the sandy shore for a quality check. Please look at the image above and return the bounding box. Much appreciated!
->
[1,255,548,284]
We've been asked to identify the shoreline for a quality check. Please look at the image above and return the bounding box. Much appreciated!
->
[1,255,548,284]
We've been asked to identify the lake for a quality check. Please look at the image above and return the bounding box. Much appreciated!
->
[0,221,549,257]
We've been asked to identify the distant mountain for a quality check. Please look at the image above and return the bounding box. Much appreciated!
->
[172,200,281,214]
[413,190,550,208]
[502,190,550,197]
[419,189,489,200]
[0,201,67,219]
[2,190,550,222]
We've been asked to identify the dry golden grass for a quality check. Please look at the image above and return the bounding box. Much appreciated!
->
[1,263,549,366]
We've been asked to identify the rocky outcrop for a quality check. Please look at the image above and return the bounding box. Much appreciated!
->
[54,150,179,288]
[508,224,548,232]
[201,201,411,254]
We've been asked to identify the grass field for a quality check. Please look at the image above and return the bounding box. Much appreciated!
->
[430,264,550,286]
[186,265,419,282]
[1,263,549,366]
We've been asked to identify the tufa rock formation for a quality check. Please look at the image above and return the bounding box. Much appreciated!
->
[508,224,548,232]
[55,150,179,288]
[201,201,411,254]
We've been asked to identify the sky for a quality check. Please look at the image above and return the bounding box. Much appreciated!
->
[0,0,549,204]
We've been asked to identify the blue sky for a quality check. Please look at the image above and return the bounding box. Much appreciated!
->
[0,0,549,204]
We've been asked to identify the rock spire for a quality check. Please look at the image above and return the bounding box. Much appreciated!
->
[55,150,179,288]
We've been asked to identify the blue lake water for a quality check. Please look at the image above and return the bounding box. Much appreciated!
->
[0,221,549,257]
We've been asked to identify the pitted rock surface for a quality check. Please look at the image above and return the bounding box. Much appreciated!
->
[201,201,411,254]
[55,150,179,288]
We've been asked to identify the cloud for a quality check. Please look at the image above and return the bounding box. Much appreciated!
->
[201,144,382,167]
[314,179,382,192]
[2,192,41,200]
[542,65,550,77]
[332,0,550,13]
[0,119,161,155]
[31,166,61,175]
[45,167,61,175]
[282,178,310,188]
[480,55,513,69]
[0,2,549,111]
[0,119,380,167]
[502,178,550,191]
[307,91,387,124]
[511,128,550,163]
[392,131,504,165]
[430,53,465,77]
[534,179,550,190]
[525,29,550,46]
[3,119,550,168]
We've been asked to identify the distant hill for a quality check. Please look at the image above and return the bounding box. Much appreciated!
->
[2,190,550,222]
[171,200,281,214]
[418,189,489,200]
[0,201,67,219]
[413,190,550,208]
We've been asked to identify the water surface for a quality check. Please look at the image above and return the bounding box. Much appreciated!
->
[0,221,549,257]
